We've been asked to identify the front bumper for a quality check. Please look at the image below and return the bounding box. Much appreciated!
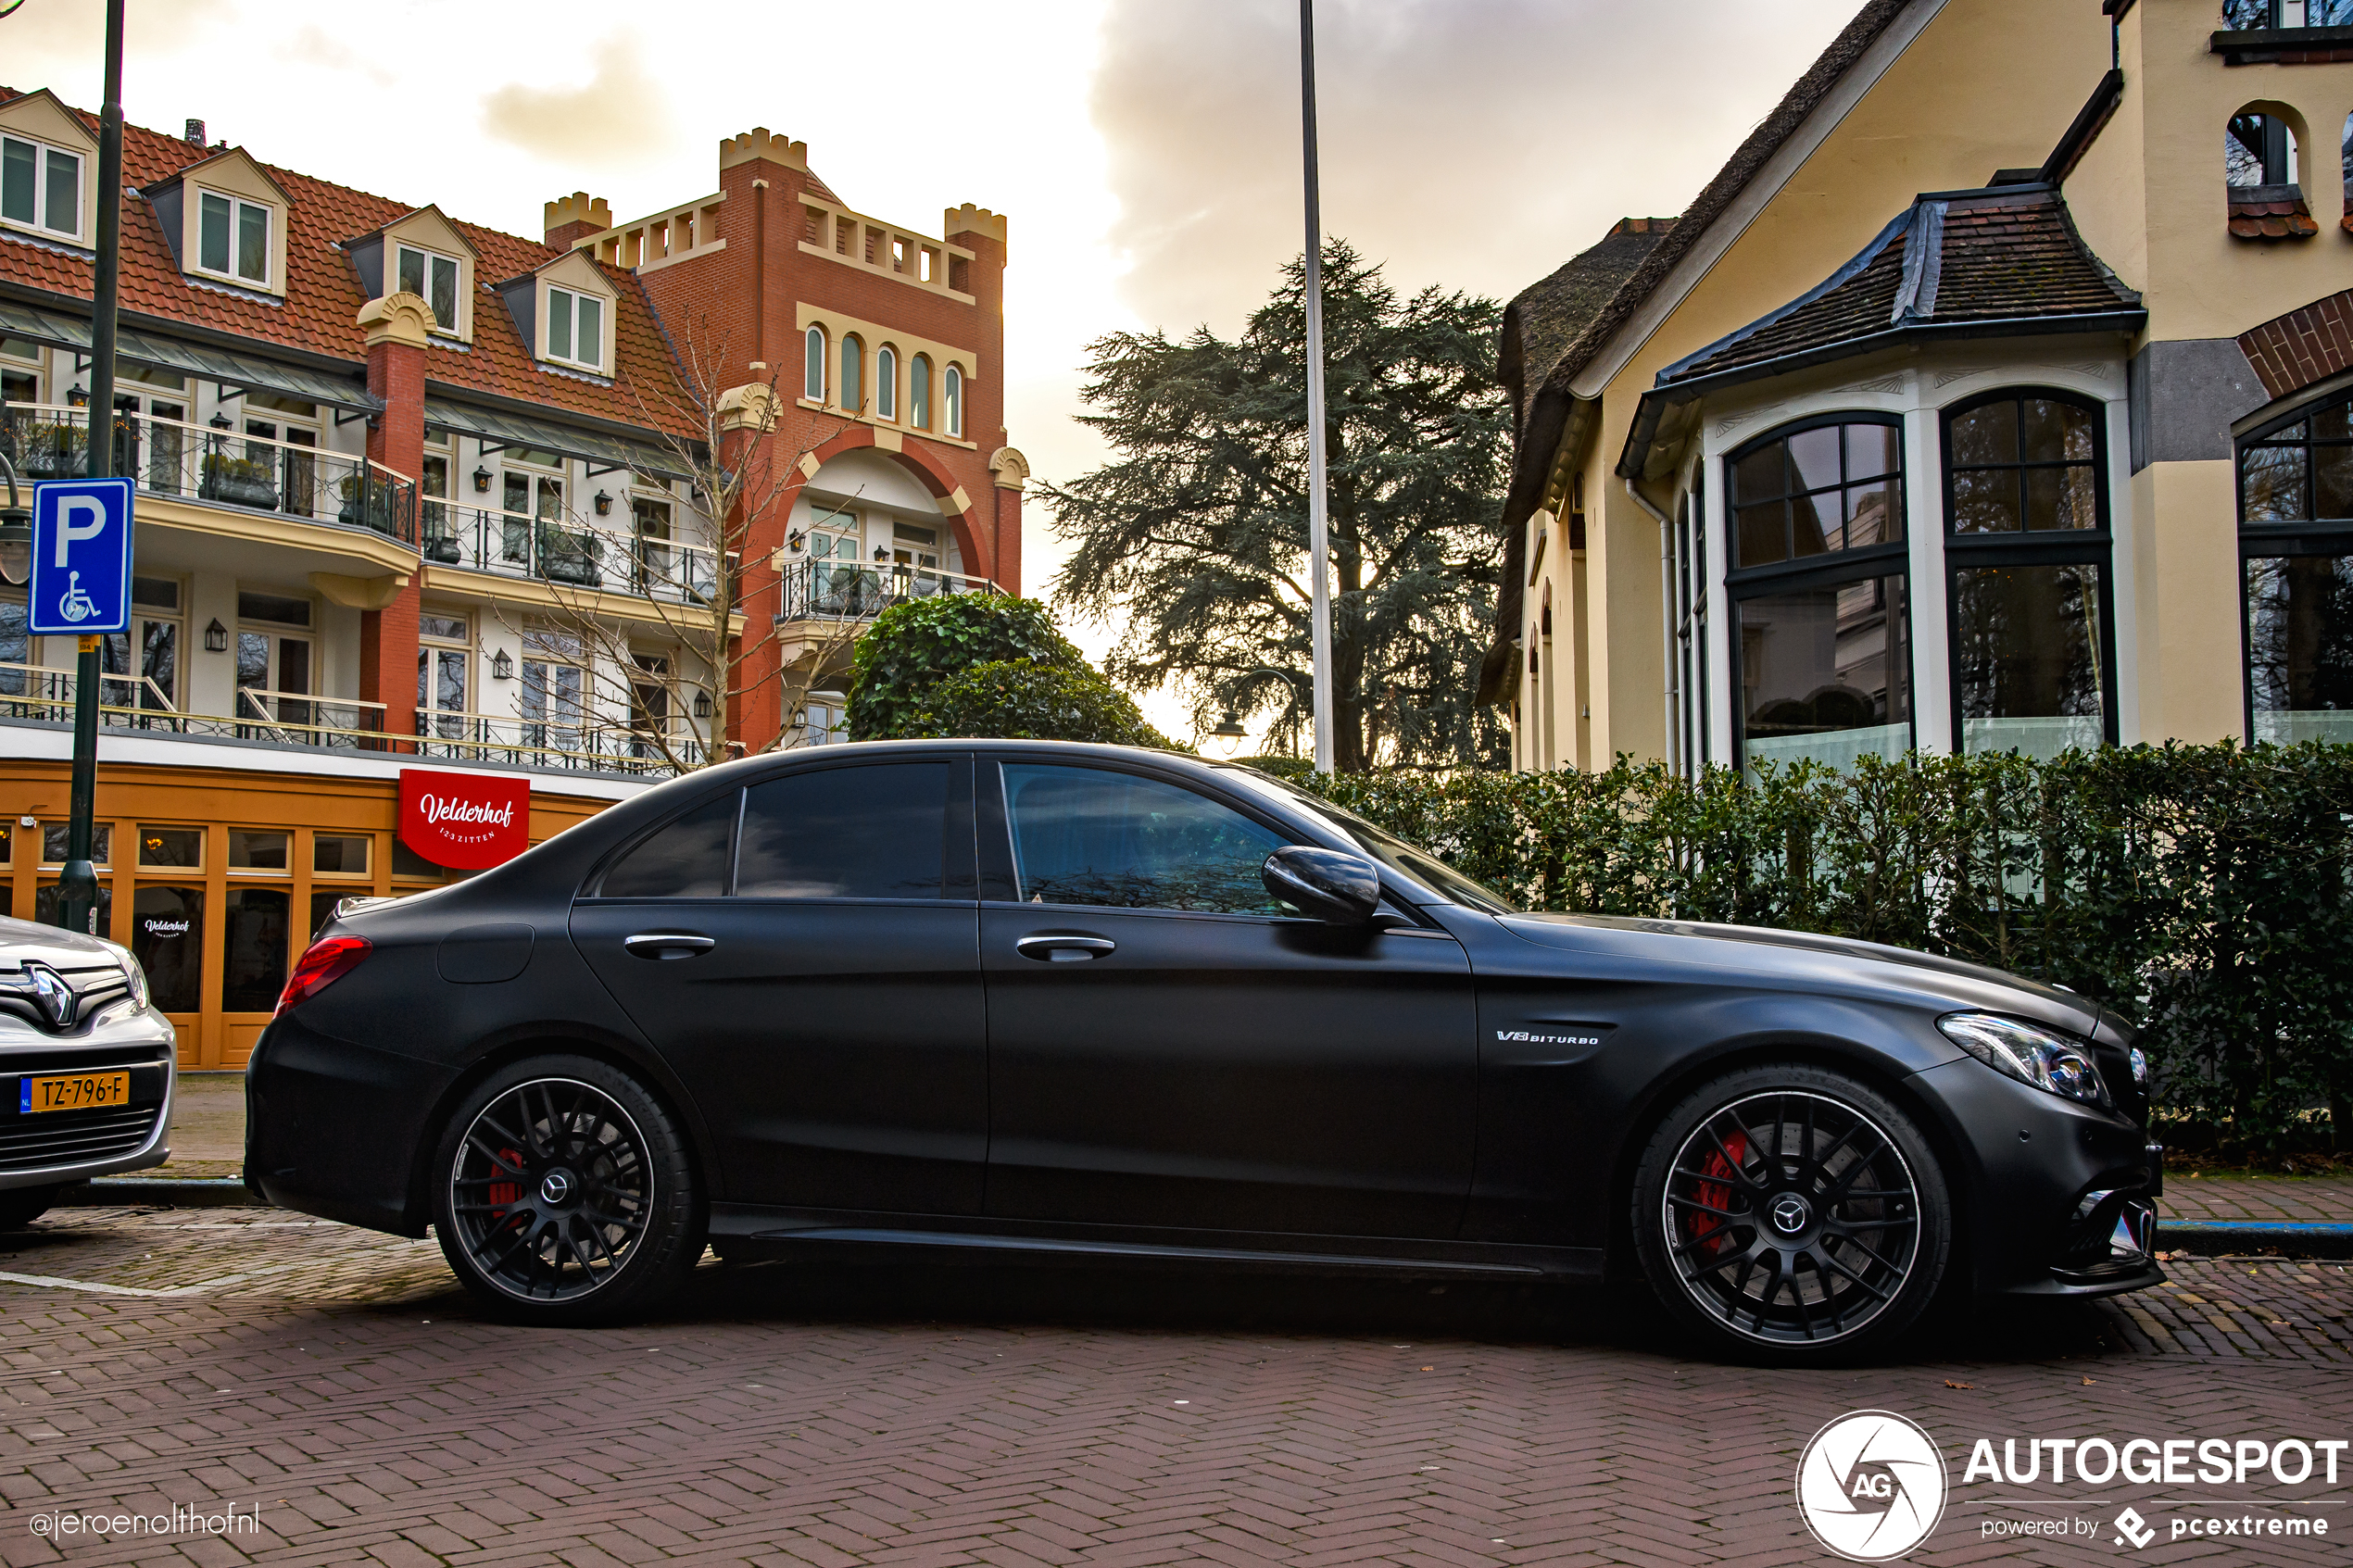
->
[0,1010,178,1192]
[1906,1058,2164,1298]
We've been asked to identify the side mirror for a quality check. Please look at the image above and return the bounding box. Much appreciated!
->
[1263,846,1382,925]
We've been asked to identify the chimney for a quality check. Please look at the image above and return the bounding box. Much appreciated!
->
[184,119,206,145]
[543,192,612,250]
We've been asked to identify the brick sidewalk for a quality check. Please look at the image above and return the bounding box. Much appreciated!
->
[2160,1175,2353,1224]
[2,1208,2350,1566]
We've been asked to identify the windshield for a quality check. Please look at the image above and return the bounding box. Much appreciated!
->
[1214,768,1520,914]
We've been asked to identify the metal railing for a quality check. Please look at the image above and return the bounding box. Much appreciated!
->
[775,557,996,622]
[423,501,724,608]
[0,403,417,546]
[410,707,709,776]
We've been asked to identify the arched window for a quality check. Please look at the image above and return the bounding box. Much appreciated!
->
[875,345,898,420]
[943,363,963,437]
[803,326,825,402]
[909,355,932,430]
[2226,107,2299,189]
[1722,416,1909,774]
[2239,388,2353,743]
[1943,390,2113,759]
[840,334,863,415]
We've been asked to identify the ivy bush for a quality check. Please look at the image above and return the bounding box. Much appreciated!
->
[1291,744,2353,1154]
[901,659,1184,749]
[848,595,1087,742]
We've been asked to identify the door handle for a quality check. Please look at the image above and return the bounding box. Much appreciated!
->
[623,932,715,960]
[1016,934,1116,963]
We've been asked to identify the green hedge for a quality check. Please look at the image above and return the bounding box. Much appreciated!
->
[848,595,1086,742]
[902,659,1183,749]
[1294,744,2353,1151]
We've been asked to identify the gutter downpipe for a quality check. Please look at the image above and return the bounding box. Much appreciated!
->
[1625,475,1679,779]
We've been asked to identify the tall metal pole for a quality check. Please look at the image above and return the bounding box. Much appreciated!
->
[1299,0,1335,775]
[57,0,125,936]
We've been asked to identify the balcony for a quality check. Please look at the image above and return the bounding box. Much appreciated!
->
[774,557,997,623]
[410,709,711,777]
[0,403,416,546]
[422,500,724,608]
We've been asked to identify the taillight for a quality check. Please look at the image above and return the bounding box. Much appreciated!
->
[275,935,371,1017]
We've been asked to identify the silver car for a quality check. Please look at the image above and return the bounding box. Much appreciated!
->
[0,914,177,1229]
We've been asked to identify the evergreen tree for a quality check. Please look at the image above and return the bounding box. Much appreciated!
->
[1040,242,1510,772]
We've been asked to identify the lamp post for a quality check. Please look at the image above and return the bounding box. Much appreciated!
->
[1202,666,1309,760]
[55,0,126,938]
[1299,0,1335,775]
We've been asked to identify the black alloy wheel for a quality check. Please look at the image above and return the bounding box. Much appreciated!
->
[431,1055,700,1323]
[1632,1065,1951,1361]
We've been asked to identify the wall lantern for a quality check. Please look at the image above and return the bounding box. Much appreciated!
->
[472,465,492,493]
[67,385,88,408]
[593,490,613,516]
[492,649,515,681]
[873,546,890,561]
[208,410,232,430]
[692,690,713,719]
[203,618,228,653]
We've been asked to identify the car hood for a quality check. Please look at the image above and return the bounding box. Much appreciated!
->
[1494,911,2112,1039]
[0,913,127,971]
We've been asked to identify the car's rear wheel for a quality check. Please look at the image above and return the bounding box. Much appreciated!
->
[1632,1064,1951,1362]
[0,1185,60,1231]
[430,1056,700,1325]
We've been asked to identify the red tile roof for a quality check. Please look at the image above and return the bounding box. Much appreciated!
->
[0,88,694,441]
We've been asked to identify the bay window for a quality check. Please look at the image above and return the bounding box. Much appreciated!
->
[1943,390,2114,758]
[2239,388,2353,743]
[1725,416,1911,773]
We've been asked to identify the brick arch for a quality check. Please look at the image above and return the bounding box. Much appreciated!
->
[782,426,989,582]
[2238,287,2353,404]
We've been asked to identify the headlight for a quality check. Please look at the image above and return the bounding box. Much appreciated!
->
[1938,1013,2112,1109]
[119,955,149,1011]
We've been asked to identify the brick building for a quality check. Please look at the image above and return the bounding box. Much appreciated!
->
[0,85,1022,1064]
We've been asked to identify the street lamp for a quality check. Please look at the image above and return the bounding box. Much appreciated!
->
[1207,712,1250,758]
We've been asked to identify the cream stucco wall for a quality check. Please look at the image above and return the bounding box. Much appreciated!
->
[2132,458,2246,745]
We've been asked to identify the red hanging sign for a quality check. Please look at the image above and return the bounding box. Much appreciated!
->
[398,769,530,870]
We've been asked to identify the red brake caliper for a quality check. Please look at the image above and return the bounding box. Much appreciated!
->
[487,1148,526,1230]
[1690,1129,1751,1259]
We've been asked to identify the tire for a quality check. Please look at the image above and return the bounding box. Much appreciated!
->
[1631,1064,1951,1362]
[0,1185,60,1231]
[430,1055,701,1326]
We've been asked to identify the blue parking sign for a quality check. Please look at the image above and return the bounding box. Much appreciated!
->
[29,478,133,635]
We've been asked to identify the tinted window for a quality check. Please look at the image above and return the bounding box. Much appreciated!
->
[600,792,738,898]
[220,887,289,1012]
[737,763,949,899]
[1002,764,1286,913]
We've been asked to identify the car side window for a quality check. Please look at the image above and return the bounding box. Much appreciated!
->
[737,762,949,899]
[1001,764,1288,914]
[599,792,737,898]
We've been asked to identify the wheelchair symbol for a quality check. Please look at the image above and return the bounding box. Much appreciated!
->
[56,571,96,624]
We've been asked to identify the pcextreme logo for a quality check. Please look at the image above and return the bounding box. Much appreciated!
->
[1796,1411,1948,1562]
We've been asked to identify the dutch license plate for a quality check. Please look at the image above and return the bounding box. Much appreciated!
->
[20,1071,131,1113]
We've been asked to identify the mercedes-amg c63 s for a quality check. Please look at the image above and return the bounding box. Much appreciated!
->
[246,741,2162,1359]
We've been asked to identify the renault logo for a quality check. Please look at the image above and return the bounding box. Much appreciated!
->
[1,962,77,1030]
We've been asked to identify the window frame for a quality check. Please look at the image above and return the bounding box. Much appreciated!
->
[2234,384,2353,741]
[395,241,464,333]
[1720,412,1915,772]
[944,362,963,437]
[195,187,272,287]
[875,344,898,420]
[840,333,864,414]
[804,325,826,402]
[0,132,82,241]
[909,353,932,430]
[543,283,607,373]
[1940,385,2119,754]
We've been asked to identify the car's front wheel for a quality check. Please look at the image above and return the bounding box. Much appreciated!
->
[430,1055,701,1325]
[1631,1064,1952,1362]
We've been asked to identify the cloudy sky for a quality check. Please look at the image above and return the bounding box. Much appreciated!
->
[4,0,1860,734]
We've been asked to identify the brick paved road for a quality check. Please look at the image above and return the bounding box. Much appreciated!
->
[3,1209,2350,1567]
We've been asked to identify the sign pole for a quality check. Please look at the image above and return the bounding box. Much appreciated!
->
[57,0,126,937]
[1299,0,1335,776]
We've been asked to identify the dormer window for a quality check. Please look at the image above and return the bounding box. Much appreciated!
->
[197,190,271,286]
[0,132,81,240]
[396,243,461,332]
[546,285,604,371]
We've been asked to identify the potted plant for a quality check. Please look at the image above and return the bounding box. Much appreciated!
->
[537,522,603,586]
[200,452,279,508]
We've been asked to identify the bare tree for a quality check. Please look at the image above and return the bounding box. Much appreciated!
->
[482,325,865,772]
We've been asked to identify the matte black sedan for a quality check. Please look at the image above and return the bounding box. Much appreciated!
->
[246,741,2162,1358]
